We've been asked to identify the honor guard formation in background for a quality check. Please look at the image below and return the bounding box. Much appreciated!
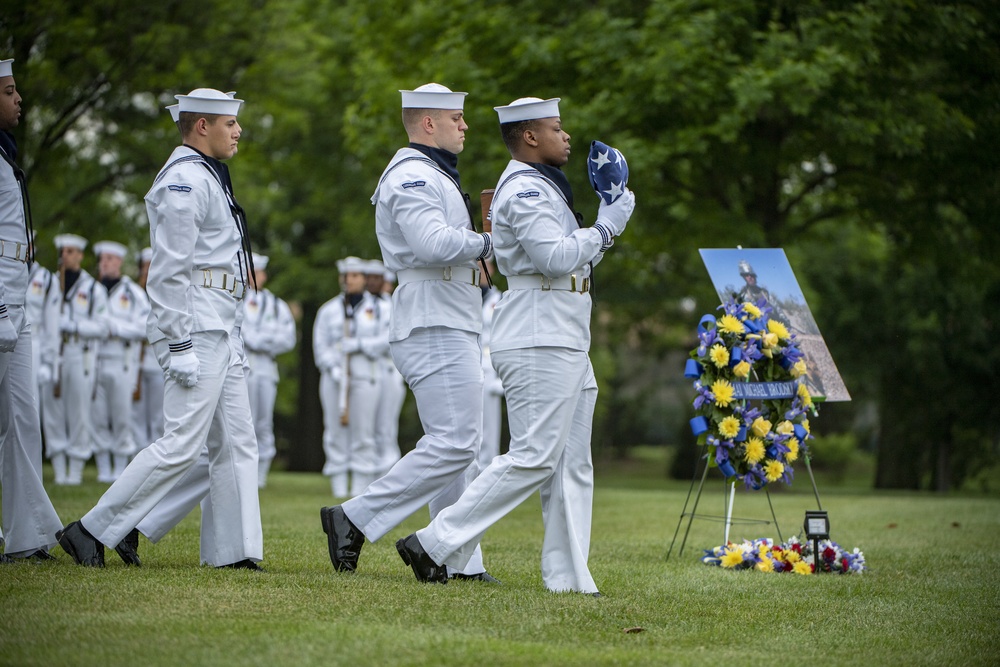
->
[3,68,634,597]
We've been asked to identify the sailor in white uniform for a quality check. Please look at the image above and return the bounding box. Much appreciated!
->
[241,252,296,487]
[399,97,635,593]
[25,253,60,415]
[57,88,263,570]
[91,240,150,482]
[43,233,109,485]
[366,260,403,476]
[0,58,64,561]
[320,84,495,582]
[314,256,387,497]
[131,246,165,450]
[478,262,504,470]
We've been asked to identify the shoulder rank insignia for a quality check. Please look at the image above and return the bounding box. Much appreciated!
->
[401,180,426,189]
[515,190,540,199]
[167,184,192,193]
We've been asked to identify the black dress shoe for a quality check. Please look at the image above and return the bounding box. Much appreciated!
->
[450,571,502,584]
[395,533,447,584]
[114,528,141,567]
[0,553,11,564]
[56,521,105,567]
[320,505,365,572]
[26,549,57,562]
[216,559,264,571]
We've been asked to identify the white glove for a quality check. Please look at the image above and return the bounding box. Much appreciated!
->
[167,351,200,388]
[37,362,53,385]
[342,337,361,354]
[0,313,16,353]
[59,313,78,334]
[595,188,636,236]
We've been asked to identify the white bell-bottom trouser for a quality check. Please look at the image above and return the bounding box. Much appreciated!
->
[416,346,599,594]
[134,447,224,565]
[374,363,405,475]
[81,331,262,566]
[0,308,63,555]
[342,326,486,575]
[320,372,381,479]
[41,339,96,460]
[480,384,502,470]
[247,362,278,471]
[92,354,140,458]
[131,367,165,452]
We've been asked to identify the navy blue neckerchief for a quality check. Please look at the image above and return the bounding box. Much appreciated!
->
[409,143,461,187]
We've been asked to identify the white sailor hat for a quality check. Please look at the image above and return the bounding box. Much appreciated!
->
[175,88,243,116]
[54,233,87,251]
[336,256,368,274]
[400,83,467,110]
[140,247,153,263]
[0,59,13,79]
[494,97,561,124]
[252,252,269,270]
[168,91,234,123]
[383,270,396,284]
[364,259,385,275]
[94,240,127,258]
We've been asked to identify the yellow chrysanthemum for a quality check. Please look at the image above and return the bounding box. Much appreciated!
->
[756,557,775,573]
[733,360,751,378]
[791,360,808,378]
[742,302,762,319]
[744,437,766,465]
[751,417,772,438]
[767,319,790,340]
[718,314,746,335]
[764,460,785,482]
[786,437,800,463]
[709,344,729,369]
[797,383,813,407]
[792,560,812,575]
[783,549,800,564]
[711,379,734,407]
[776,420,794,436]
[720,546,744,569]
[719,416,741,439]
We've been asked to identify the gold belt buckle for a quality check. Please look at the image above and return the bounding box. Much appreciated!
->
[202,269,213,288]
[571,274,577,292]
[442,266,453,281]
[540,275,552,291]
[583,277,590,293]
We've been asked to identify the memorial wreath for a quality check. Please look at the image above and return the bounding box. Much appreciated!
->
[702,536,866,574]
[686,298,816,489]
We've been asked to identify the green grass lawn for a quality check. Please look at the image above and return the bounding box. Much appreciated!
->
[2,450,999,666]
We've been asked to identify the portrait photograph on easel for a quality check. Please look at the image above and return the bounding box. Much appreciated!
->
[699,248,850,403]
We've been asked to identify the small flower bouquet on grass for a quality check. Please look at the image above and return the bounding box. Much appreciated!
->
[686,298,816,489]
[702,536,866,574]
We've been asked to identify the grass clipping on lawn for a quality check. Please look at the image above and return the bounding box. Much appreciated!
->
[2,469,999,667]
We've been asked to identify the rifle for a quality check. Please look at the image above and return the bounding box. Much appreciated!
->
[132,342,145,402]
[338,298,351,426]
[480,189,494,234]
[53,259,66,398]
